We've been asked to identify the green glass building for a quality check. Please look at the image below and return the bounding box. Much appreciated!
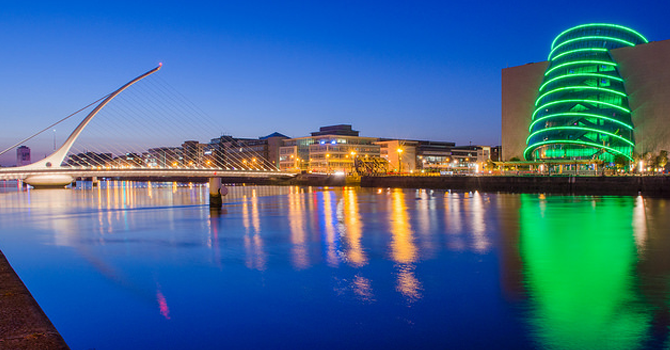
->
[524,24,648,162]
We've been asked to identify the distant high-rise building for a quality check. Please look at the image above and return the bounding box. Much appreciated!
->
[16,146,31,166]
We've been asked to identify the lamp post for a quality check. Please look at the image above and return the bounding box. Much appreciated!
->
[397,148,403,174]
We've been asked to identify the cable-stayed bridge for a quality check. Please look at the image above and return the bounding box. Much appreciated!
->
[0,64,295,200]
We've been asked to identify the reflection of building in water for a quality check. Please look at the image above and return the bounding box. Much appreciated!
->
[494,194,525,301]
[469,191,490,253]
[243,190,266,271]
[288,187,310,269]
[351,274,374,301]
[415,189,437,259]
[634,197,670,342]
[519,195,649,349]
[443,192,464,250]
[389,188,421,301]
[341,187,366,267]
[320,191,340,267]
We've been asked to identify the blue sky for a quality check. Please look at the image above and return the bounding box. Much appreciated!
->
[2,0,670,165]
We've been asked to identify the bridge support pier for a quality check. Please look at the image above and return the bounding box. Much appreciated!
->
[209,178,228,207]
[92,177,98,187]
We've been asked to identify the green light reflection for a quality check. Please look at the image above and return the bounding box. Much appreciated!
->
[519,195,651,350]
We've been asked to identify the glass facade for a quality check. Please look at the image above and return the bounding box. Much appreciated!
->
[525,24,648,162]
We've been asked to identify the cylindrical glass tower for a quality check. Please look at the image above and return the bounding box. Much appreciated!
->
[524,24,648,162]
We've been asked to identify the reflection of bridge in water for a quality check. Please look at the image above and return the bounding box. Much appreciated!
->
[0,65,294,204]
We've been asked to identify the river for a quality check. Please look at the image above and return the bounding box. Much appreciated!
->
[0,181,669,349]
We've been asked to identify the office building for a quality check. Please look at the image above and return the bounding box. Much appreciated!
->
[279,125,380,173]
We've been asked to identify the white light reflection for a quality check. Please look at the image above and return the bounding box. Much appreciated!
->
[633,195,647,254]
[444,191,465,251]
[470,191,490,253]
[243,193,267,271]
[322,191,340,267]
[416,189,436,258]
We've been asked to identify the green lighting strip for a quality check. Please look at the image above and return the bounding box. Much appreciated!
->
[526,23,643,162]
[539,73,623,92]
[525,126,634,147]
[551,23,649,49]
[551,48,609,61]
[535,86,627,106]
[533,99,630,119]
[524,140,633,161]
[548,36,636,60]
[544,60,617,76]
[528,112,634,132]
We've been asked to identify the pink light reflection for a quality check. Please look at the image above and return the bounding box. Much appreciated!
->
[157,290,171,320]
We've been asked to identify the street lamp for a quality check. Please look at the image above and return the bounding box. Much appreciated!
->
[397,148,403,174]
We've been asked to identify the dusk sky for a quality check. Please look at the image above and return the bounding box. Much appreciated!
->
[2,0,670,165]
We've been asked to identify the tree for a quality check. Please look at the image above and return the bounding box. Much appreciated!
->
[614,155,628,170]
[644,151,656,168]
[656,150,668,169]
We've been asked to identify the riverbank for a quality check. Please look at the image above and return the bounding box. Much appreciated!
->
[231,173,670,196]
[48,173,670,196]
[360,175,670,196]
[0,250,69,349]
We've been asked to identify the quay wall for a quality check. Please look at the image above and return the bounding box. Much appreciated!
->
[359,175,670,196]
[97,174,670,197]
[0,250,69,349]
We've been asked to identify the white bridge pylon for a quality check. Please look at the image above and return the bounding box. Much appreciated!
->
[16,64,163,187]
[0,64,294,188]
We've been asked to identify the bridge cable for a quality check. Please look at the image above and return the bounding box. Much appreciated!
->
[0,94,110,157]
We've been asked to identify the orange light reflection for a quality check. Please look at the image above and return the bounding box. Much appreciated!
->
[389,189,422,301]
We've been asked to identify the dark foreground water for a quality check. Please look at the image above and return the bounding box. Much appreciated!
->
[1,181,670,349]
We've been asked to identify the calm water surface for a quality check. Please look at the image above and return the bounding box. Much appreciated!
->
[1,181,669,349]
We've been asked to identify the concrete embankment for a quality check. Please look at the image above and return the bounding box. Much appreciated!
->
[360,175,670,196]
[0,251,69,350]
[97,174,670,196]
